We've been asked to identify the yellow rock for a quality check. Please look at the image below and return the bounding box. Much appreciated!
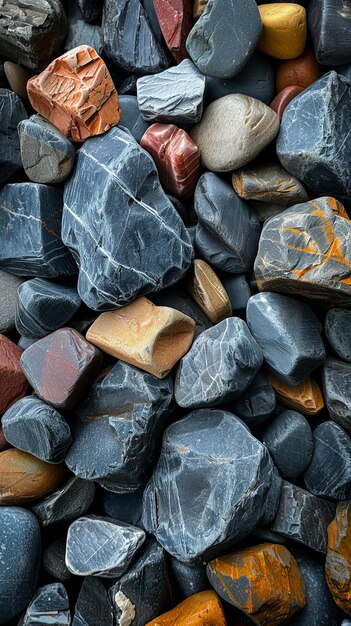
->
[188,259,232,324]
[145,590,227,626]
[258,3,307,59]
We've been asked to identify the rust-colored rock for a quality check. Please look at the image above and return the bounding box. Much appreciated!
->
[270,85,304,119]
[325,501,351,613]
[140,123,200,199]
[145,590,227,626]
[268,373,324,415]
[86,297,196,379]
[207,544,306,626]
[0,334,28,414]
[3,61,31,100]
[188,259,232,323]
[276,48,323,92]
[153,0,193,62]
[0,448,65,504]
[27,45,121,143]
[193,0,208,18]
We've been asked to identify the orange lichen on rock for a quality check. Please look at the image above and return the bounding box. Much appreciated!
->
[268,373,324,415]
[27,45,121,142]
[325,501,351,613]
[145,590,227,626]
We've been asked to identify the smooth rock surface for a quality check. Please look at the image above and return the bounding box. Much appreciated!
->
[0,270,24,334]
[276,48,323,91]
[269,373,324,415]
[308,0,351,65]
[101,488,144,527]
[32,476,95,526]
[3,61,30,100]
[72,577,113,626]
[145,591,226,626]
[170,558,209,598]
[64,19,103,56]
[220,273,252,311]
[21,583,70,626]
[323,357,351,432]
[151,286,212,339]
[188,259,232,324]
[262,410,313,479]
[258,3,307,59]
[118,95,149,142]
[232,163,307,206]
[232,371,276,426]
[325,500,351,613]
[0,89,27,184]
[43,537,71,582]
[0,334,28,414]
[77,0,103,22]
[325,308,351,362]
[270,85,304,119]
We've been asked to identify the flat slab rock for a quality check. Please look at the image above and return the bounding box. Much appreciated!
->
[0,88,28,184]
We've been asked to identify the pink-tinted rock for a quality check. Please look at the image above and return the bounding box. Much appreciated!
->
[0,335,28,414]
[153,0,193,62]
[140,123,200,198]
[270,85,304,120]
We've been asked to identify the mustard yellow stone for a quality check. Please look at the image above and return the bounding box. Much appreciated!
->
[258,3,307,59]
[188,259,232,324]
[145,590,227,626]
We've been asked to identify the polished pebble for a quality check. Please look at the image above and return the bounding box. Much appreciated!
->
[232,371,276,427]
[145,591,226,626]
[232,162,307,206]
[262,410,313,479]
[276,48,322,91]
[325,308,351,362]
[269,373,325,415]
[188,259,232,324]
[0,334,28,414]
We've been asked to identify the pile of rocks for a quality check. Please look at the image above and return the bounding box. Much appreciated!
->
[1,0,351,624]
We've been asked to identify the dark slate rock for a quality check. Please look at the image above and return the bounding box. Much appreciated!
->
[271,482,335,553]
[1,396,72,464]
[0,507,40,624]
[194,173,260,272]
[151,286,212,339]
[18,335,38,350]
[118,95,149,142]
[325,308,351,362]
[62,127,193,311]
[66,361,173,492]
[0,89,27,184]
[205,53,274,104]
[246,292,326,386]
[102,488,144,527]
[220,272,252,311]
[110,538,172,626]
[277,72,351,203]
[304,421,351,500]
[0,183,76,278]
[77,0,103,22]
[72,577,113,626]
[66,515,145,577]
[308,0,351,65]
[142,409,276,562]
[32,476,95,526]
[102,0,171,74]
[262,410,313,479]
[170,558,209,598]
[186,0,262,78]
[137,60,206,124]
[252,526,286,544]
[175,317,263,408]
[118,75,139,96]
[338,63,351,81]
[167,195,190,226]
[322,357,351,432]
[21,583,70,626]
[0,270,24,334]
[15,278,81,338]
[43,537,71,582]
[64,18,103,55]
[259,468,283,526]
[232,371,276,427]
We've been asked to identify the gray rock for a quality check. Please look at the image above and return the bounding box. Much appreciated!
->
[62,127,193,310]
[262,410,313,479]
[175,317,263,408]
[118,95,149,142]
[137,60,206,124]
[322,357,351,432]
[18,115,76,184]
[220,272,252,310]
[72,577,113,626]
[102,488,144,527]
[66,515,145,577]
[308,0,351,65]
[65,19,103,55]
[170,558,209,598]
[250,200,287,223]
[77,0,103,22]
[205,52,274,104]
[232,371,276,427]
[0,269,24,334]
[0,88,27,184]
[142,409,276,562]
[232,163,308,206]
[18,335,39,350]
[43,537,71,582]
[186,0,262,78]
[260,468,283,525]
[325,308,351,362]
[21,583,70,626]
[246,292,326,386]
[32,476,95,526]
[151,286,212,339]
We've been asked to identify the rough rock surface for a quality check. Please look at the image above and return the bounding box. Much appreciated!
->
[325,500,351,613]
[269,374,324,415]
[77,0,103,22]
[32,477,95,527]
[232,371,276,426]
[0,89,27,184]
[0,270,24,334]
[65,20,103,56]
[308,0,351,65]
[323,357,351,432]
[0,334,28,414]
[118,95,149,142]
[232,163,308,206]
[153,0,193,62]
[145,591,226,626]
[262,410,313,479]
[21,583,70,626]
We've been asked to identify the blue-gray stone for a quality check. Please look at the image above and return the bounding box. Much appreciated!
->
[338,63,351,81]
[16,278,81,338]
[43,537,71,582]
[194,173,260,272]
[186,0,262,78]
[170,558,209,598]
[205,52,274,104]
[0,88,27,184]
[277,72,351,203]
[62,127,193,310]
[308,0,351,65]
[21,583,70,626]
[232,371,276,427]
[0,507,41,624]
[325,308,351,362]
[102,487,144,527]
[118,95,149,142]
[262,410,313,479]
[65,18,103,56]
[304,421,351,500]
[175,317,263,408]
[0,269,24,334]
[32,476,95,526]
[72,577,113,626]
[18,335,38,350]
[137,60,206,124]
[323,357,351,432]
[260,468,283,525]
[66,515,145,577]
[151,286,212,339]
[142,409,276,562]
[0,183,77,278]
[102,0,171,74]
[220,272,252,310]
[110,538,172,626]
[77,0,103,22]
[66,361,173,492]
[246,292,326,386]
[2,396,71,464]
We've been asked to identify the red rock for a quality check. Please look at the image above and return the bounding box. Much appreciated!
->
[153,0,193,62]
[0,335,28,414]
[27,45,121,143]
[276,48,323,93]
[270,86,304,119]
[140,123,200,199]
[0,424,10,451]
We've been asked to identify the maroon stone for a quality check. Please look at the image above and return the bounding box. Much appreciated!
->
[0,335,28,414]
[0,424,10,451]
[270,86,304,120]
[153,0,193,62]
[20,328,103,410]
[140,123,201,199]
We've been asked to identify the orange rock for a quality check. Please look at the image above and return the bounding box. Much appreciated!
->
[86,297,195,379]
[188,259,232,323]
[325,501,351,613]
[276,48,323,92]
[258,3,307,59]
[270,85,304,120]
[145,590,227,626]
[193,0,208,18]
[268,373,324,415]
[27,45,121,142]
[207,544,306,626]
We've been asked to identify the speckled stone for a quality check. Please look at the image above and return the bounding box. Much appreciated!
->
[170,558,209,598]
[262,410,313,479]
[232,371,276,427]
[32,476,95,526]
[0,334,28,414]
[43,537,71,582]
[0,89,27,185]
[232,163,307,206]
[269,374,325,415]
[322,357,351,432]
[21,583,70,626]
[308,0,351,65]
[72,577,113,626]
[118,95,149,142]
[325,308,351,362]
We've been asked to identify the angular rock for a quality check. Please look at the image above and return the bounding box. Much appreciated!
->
[65,361,173,492]
[258,3,307,59]
[3,61,30,100]
[188,259,232,324]
[0,89,27,184]
[170,558,209,598]
[77,0,103,22]
[186,0,262,78]
[145,591,226,626]
[232,371,276,427]
[62,126,193,310]
[65,20,103,56]
[325,308,351,362]
[269,373,324,415]
[21,583,70,626]
[308,0,351,65]
[270,85,304,119]
[119,95,149,142]
[0,270,24,334]
[66,515,145,577]
[323,357,351,431]
[191,94,279,172]
[220,273,252,311]
[0,183,76,277]
[232,163,307,206]
[142,409,276,561]
[246,292,326,386]
[262,410,313,479]
[325,501,351,613]
[102,488,144,527]
[43,537,71,582]
[151,286,213,339]
[175,318,263,408]
[0,334,28,414]
[276,48,323,92]
[137,60,205,124]
[32,476,95,526]
[194,173,260,272]
[153,0,193,62]
[72,577,113,626]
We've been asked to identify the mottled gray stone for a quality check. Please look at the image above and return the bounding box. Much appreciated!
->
[32,476,95,526]
[325,308,351,362]
[119,95,149,142]
[2,396,71,463]
[246,292,326,386]
[233,371,276,427]
[62,127,193,310]
[194,173,260,272]
[65,18,103,55]
[66,515,145,577]
[232,163,308,206]
[304,421,351,500]
[0,507,41,624]
[0,89,27,184]
[205,52,274,104]
[21,583,70,626]
[151,287,212,339]
[186,0,262,78]
[66,361,173,492]
[77,0,103,22]
[220,273,252,311]
[102,488,144,527]
[142,409,276,562]
[72,577,113,626]
[262,410,313,479]
[322,357,351,432]
[16,278,81,338]
[18,115,76,184]
[137,60,206,124]
[277,72,351,202]
[0,269,24,334]
[170,558,209,598]
[308,0,351,65]
[43,537,71,582]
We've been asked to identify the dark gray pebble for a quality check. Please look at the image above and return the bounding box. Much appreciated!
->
[32,476,95,526]
[262,410,313,479]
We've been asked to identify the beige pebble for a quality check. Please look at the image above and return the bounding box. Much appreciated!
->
[189,259,232,323]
